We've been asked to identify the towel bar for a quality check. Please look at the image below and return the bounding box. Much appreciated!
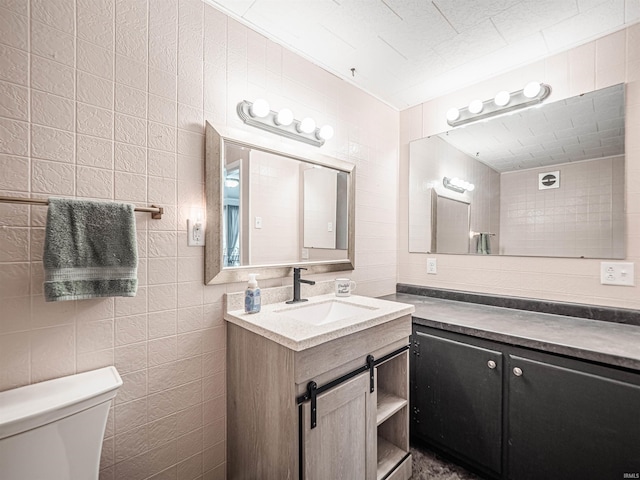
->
[0,196,163,219]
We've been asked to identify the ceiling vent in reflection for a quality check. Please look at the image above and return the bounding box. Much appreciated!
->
[538,170,560,190]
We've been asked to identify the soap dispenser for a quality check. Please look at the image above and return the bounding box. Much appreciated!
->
[244,273,261,314]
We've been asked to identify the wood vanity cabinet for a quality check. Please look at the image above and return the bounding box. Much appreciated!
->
[227,314,413,480]
[411,324,640,480]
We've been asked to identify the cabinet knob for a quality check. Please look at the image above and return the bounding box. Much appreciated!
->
[487,360,497,369]
[513,367,523,377]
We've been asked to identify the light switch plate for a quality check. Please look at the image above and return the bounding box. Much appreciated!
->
[600,262,634,286]
[255,216,262,229]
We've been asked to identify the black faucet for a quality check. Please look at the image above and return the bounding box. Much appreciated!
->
[286,267,316,304]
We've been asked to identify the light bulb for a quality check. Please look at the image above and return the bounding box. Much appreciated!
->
[446,108,460,122]
[468,99,483,114]
[297,117,316,134]
[494,91,510,107]
[249,99,270,118]
[224,178,239,188]
[467,183,475,192]
[275,108,293,126]
[523,81,541,99]
[317,125,334,140]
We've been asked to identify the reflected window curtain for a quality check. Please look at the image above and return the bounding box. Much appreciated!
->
[226,205,240,266]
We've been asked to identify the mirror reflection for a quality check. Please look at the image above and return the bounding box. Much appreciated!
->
[206,123,355,285]
[409,83,625,258]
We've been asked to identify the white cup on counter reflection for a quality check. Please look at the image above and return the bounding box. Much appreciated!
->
[335,278,356,297]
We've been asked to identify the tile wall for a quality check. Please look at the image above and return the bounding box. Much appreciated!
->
[249,149,300,265]
[0,1,399,479]
[399,26,640,309]
[500,156,625,258]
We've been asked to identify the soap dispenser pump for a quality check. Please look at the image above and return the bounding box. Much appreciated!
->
[244,273,261,314]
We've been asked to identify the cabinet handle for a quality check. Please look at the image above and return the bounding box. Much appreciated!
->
[513,367,523,377]
[487,360,497,369]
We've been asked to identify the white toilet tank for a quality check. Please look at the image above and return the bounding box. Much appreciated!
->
[0,366,122,480]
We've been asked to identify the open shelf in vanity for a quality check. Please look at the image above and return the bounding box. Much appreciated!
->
[375,350,410,480]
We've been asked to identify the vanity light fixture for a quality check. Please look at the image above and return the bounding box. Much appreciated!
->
[443,176,475,193]
[446,81,551,127]
[237,99,333,147]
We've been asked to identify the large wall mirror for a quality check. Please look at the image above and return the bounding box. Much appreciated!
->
[205,123,355,284]
[409,83,625,258]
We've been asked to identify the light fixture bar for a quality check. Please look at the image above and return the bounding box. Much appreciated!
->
[237,100,325,147]
[443,176,474,193]
[447,83,551,127]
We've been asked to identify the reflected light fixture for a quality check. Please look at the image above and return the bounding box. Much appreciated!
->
[443,176,475,193]
[494,90,510,107]
[446,108,460,122]
[446,82,551,127]
[224,178,239,188]
[237,99,333,147]
[468,99,483,114]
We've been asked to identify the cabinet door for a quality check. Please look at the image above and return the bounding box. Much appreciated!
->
[508,354,640,480]
[303,372,376,480]
[414,330,503,475]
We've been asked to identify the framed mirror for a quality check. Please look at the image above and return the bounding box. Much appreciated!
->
[205,122,356,284]
[409,83,625,259]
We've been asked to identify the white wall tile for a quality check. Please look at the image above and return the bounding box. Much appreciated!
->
[0,117,28,156]
[31,125,74,163]
[0,44,28,85]
[0,331,30,390]
[31,0,75,35]
[77,134,114,169]
[77,71,114,110]
[77,166,114,199]
[31,56,75,100]
[0,7,28,50]
[33,94,73,136]
[31,20,75,67]
[77,2,114,50]
[0,154,29,190]
[78,39,114,80]
[77,103,113,140]
[31,159,75,194]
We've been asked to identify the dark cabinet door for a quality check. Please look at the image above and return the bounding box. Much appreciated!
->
[507,354,640,480]
[414,329,503,476]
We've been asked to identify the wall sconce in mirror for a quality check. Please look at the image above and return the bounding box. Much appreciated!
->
[443,176,475,193]
[237,99,334,147]
[446,81,552,127]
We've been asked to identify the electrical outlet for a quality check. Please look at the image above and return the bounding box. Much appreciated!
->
[427,258,437,274]
[301,248,309,259]
[255,216,262,229]
[187,219,205,246]
[600,262,634,286]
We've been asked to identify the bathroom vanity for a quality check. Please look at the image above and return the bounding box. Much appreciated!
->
[383,290,640,480]
[224,290,415,480]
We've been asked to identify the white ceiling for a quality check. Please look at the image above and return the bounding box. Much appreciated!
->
[206,0,639,110]
[437,83,625,172]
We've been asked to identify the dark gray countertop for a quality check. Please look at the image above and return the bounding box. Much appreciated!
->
[381,293,640,372]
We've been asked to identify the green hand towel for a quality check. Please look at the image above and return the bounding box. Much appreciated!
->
[43,198,138,302]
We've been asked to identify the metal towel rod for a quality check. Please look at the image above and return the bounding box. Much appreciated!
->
[0,195,164,219]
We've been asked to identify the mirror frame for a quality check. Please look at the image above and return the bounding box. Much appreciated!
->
[204,122,356,285]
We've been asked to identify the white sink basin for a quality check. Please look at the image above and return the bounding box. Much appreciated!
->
[275,299,377,326]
